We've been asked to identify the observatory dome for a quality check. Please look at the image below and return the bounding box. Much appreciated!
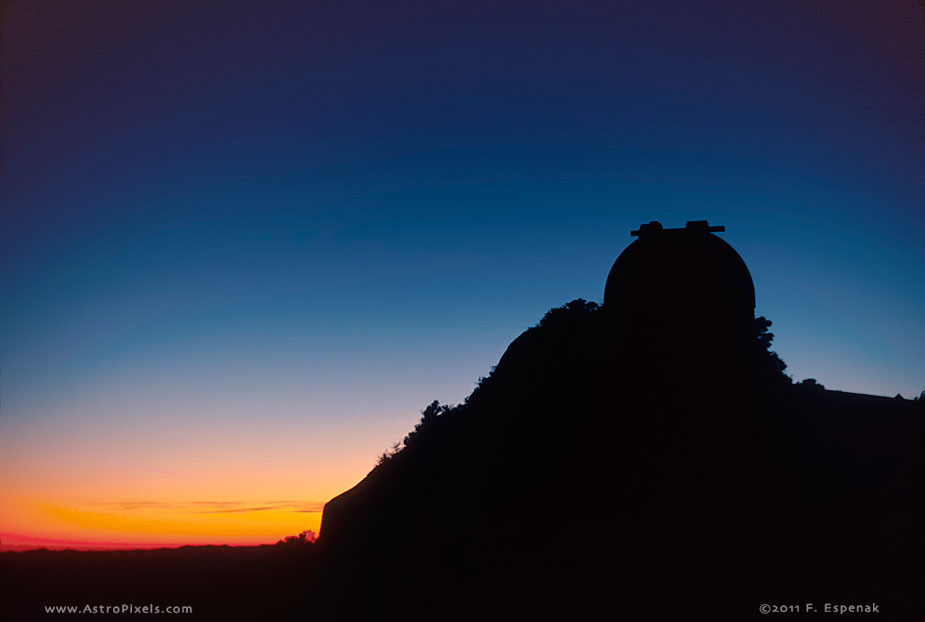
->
[603,220,755,332]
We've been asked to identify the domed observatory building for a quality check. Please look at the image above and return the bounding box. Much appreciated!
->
[604,220,756,346]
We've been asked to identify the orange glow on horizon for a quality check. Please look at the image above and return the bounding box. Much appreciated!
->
[0,402,416,552]
[0,494,326,551]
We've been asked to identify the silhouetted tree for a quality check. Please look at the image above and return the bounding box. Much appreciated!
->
[752,316,789,384]
[376,441,403,465]
[754,316,774,350]
[538,298,599,327]
[377,400,455,464]
[277,530,316,545]
[403,400,451,448]
[915,389,925,410]
[797,378,825,391]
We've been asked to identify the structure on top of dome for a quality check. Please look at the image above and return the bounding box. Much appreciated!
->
[603,220,755,335]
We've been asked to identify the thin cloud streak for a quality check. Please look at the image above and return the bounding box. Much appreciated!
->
[90,500,324,514]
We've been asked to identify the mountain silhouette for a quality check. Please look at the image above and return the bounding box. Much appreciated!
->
[315,221,925,620]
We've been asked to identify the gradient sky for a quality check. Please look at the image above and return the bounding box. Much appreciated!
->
[2,1,923,549]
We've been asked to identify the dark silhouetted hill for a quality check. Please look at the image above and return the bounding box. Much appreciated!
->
[315,223,925,620]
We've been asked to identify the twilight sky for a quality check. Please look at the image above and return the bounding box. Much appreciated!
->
[1,1,923,549]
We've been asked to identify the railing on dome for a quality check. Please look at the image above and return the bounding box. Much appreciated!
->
[631,220,725,237]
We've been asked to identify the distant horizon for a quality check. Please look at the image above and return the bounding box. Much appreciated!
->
[0,534,284,553]
[0,520,316,552]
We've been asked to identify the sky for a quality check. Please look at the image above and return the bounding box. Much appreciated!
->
[1,1,923,549]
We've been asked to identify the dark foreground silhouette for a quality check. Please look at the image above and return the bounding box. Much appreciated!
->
[316,222,925,620]
[3,221,923,620]
[0,544,317,621]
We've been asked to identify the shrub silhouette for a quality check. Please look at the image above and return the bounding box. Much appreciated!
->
[276,530,316,545]
[402,400,451,448]
[797,377,825,391]
[537,297,599,327]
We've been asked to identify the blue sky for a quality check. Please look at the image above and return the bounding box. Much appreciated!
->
[1,1,923,545]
